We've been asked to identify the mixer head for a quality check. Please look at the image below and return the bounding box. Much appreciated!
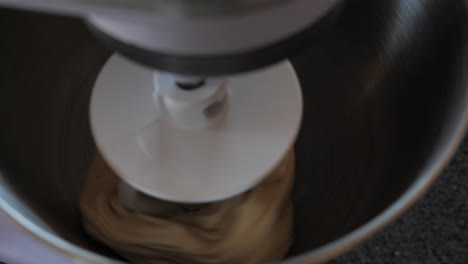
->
[85,0,342,75]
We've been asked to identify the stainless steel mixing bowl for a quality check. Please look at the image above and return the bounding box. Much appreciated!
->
[1,0,468,263]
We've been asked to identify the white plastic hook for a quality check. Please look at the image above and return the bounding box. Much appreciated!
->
[154,73,228,130]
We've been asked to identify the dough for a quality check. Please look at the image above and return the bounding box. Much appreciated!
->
[80,151,295,264]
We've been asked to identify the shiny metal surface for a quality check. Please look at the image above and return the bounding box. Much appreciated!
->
[85,0,341,56]
[1,0,468,263]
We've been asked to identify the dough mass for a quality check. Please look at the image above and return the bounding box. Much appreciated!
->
[80,151,295,264]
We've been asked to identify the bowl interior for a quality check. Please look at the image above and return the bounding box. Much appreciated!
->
[0,0,467,262]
